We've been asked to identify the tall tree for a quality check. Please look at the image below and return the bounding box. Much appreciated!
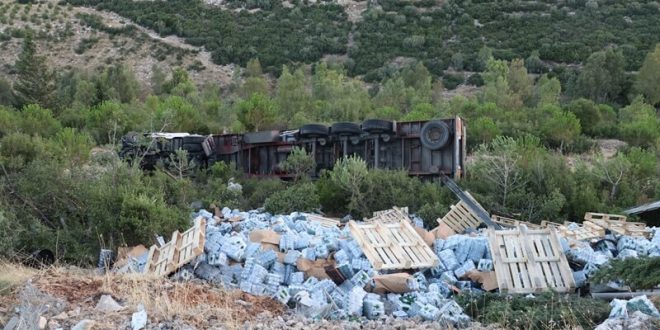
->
[236,93,278,132]
[481,59,522,110]
[0,76,16,107]
[312,63,371,122]
[276,66,310,124]
[575,49,625,102]
[634,44,660,106]
[507,59,533,105]
[533,74,561,107]
[474,136,526,209]
[537,105,581,152]
[240,58,269,97]
[618,95,660,148]
[13,33,55,108]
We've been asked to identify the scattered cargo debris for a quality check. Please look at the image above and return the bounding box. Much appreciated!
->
[105,196,659,323]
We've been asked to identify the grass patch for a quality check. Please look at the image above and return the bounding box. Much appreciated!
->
[0,261,37,296]
[457,291,610,329]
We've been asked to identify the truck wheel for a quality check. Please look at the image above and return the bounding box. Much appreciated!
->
[362,119,394,134]
[331,122,361,136]
[299,124,329,138]
[420,120,450,150]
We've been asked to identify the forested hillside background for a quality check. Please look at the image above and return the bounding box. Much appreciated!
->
[0,0,659,262]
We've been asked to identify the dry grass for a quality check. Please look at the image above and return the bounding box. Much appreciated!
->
[0,261,38,296]
[25,267,284,329]
[0,261,39,325]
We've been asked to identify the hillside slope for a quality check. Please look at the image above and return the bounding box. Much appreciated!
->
[65,0,660,80]
[0,0,235,89]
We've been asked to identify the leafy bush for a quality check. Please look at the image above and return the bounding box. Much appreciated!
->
[591,257,660,290]
[240,177,285,210]
[0,209,27,258]
[457,292,610,330]
[442,73,464,90]
[264,182,319,214]
[118,191,188,245]
[280,146,315,181]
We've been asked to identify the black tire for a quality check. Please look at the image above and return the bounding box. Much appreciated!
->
[299,124,329,138]
[362,119,394,134]
[420,120,450,150]
[331,122,361,136]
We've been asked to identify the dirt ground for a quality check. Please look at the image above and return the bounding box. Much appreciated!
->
[0,263,283,329]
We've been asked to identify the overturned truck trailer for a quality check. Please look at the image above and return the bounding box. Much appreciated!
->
[121,118,467,179]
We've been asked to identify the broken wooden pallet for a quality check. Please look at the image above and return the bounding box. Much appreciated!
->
[438,199,483,233]
[367,207,410,223]
[303,213,341,228]
[143,218,206,276]
[491,215,544,230]
[348,219,439,271]
[487,225,575,294]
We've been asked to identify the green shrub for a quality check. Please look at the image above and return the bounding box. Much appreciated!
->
[240,177,285,210]
[0,209,26,258]
[0,132,50,170]
[442,73,464,90]
[466,73,484,86]
[591,257,660,290]
[18,104,62,137]
[457,292,610,330]
[363,169,423,213]
[118,191,188,246]
[264,182,320,214]
[281,146,315,182]
[74,37,98,54]
[316,170,350,215]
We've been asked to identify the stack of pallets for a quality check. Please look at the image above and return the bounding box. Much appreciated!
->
[583,212,650,238]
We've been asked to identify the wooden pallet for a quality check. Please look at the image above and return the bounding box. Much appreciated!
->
[438,200,482,233]
[540,220,563,230]
[348,219,439,271]
[584,218,650,238]
[584,212,627,222]
[143,218,206,276]
[367,207,410,223]
[491,215,544,230]
[373,206,409,218]
[557,223,603,241]
[303,213,341,228]
[487,225,575,294]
